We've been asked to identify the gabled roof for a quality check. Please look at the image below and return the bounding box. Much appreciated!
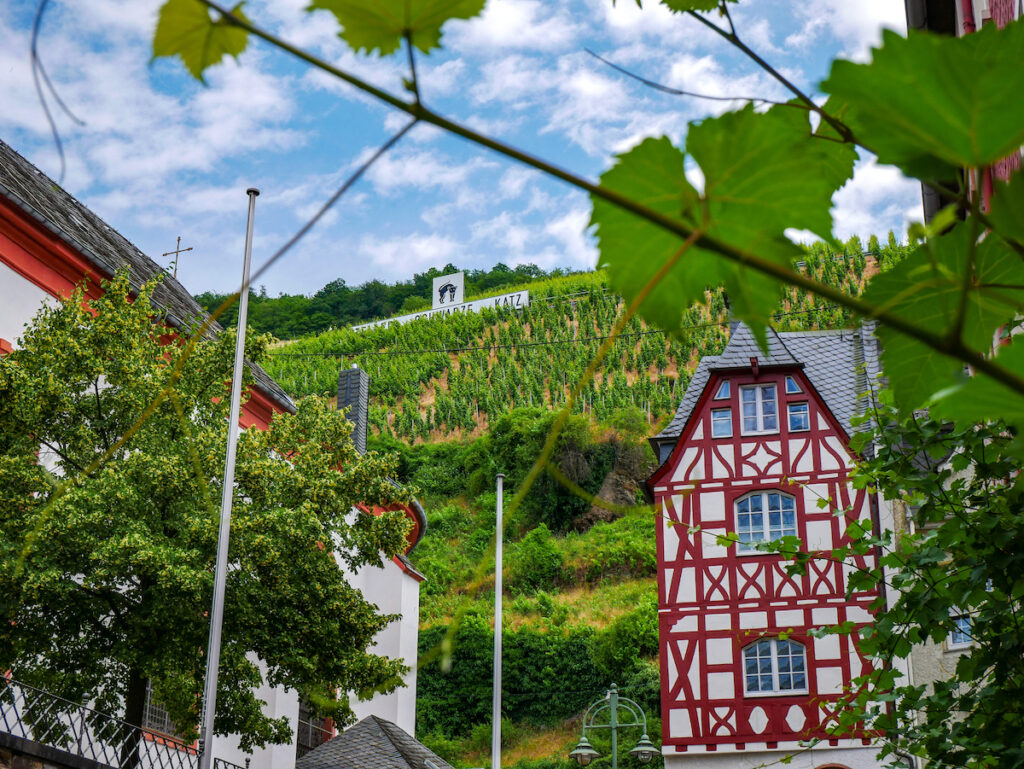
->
[296,715,454,769]
[651,322,880,451]
[0,140,295,414]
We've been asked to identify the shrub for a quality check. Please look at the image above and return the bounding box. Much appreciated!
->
[593,597,659,682]
[509,524,564,593]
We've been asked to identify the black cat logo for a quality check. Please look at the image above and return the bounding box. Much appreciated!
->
[438,282,458,304]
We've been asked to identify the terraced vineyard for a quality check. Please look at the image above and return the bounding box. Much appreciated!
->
[262,234,905,442]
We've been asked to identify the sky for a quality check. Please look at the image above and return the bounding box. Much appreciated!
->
[0,0,919,297]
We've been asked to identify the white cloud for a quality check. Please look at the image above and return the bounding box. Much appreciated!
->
[358,233,461,274]
[452,0,580,52]
[833,156,921,240]
[787,0,907,62]
[365,151,495,195]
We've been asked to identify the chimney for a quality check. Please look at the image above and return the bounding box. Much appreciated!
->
[337,363,369,455]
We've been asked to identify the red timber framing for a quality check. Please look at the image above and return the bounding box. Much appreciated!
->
[649,365,878,752]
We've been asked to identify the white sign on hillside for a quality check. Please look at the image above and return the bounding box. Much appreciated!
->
[351,287,530,332]
[432,272,465,308]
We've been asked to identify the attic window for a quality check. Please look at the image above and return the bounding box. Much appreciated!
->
[714,380,730,399]
[785,376,801,394]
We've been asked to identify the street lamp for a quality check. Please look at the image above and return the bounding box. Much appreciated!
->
[569,684,655,768]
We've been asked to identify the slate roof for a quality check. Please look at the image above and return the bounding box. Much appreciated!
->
[296,715,454,769]
[651,322,881,451]
[0,140,295,414]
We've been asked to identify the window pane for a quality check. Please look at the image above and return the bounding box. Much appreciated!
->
[716,380,730,399]
[785,376,801,394]
[742,388,757,404]
[788,403,810,431]
[712,409,732,438]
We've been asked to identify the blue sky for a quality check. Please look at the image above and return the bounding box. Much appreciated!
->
[1,0,917,297]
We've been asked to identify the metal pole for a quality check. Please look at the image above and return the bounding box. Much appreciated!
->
[198,188,259,769]
[491,474,504,769]
[609,685,618,769]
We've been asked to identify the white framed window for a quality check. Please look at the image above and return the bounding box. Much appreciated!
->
[785,375,801,394]
[143,680,182,738]
[949,614,972,649]
[715,380,731,399]
[743,639,808,695]
[740,384,778,434]
[711,408,732,438]
[787,402,810,432]
[737,491,797,552]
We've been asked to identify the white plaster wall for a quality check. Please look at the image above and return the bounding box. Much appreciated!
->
[213,675,299,769]
[346,557,421,734]
[665,744,883,769]
[0,261,53,347]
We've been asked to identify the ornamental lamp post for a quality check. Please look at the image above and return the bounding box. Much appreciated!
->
[569,684,655,768]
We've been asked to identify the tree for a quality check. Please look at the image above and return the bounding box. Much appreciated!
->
[831,396,1024,768]
[0,271,414,749]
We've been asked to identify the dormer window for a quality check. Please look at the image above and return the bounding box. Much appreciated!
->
[785,376,801,394]
[715,380,730,399]
[740,384,778,434]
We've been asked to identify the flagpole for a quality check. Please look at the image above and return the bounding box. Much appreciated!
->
[492,474,504,769]
[199,187,259,769]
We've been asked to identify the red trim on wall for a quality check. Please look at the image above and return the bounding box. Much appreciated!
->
[0,196,282,429]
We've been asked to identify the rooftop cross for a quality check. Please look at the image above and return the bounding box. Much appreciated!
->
[161,235,193,280]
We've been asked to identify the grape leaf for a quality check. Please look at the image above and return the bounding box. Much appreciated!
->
[823,21,1024,179]
[593,105,852,345]
[153,0,250,83]
[863,225,1024,411]
[308,0,486,56]
[661,0,729,11]
[932,337,1024,427]
[987,172,1024,250]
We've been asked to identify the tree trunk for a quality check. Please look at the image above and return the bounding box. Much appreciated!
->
[119,667,147,769]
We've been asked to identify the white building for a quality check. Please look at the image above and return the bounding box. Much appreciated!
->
[0,138,424,768]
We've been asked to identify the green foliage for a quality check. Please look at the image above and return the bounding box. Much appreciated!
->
[829,399,1024,768]
[0,272,412,749]
[823,22,1024,178]
[508,523,564,594]
[592,597,659,682]
[152,0,249,82]
[863,225,1023,412]
[308,0,486,56]
[417,613,605,738]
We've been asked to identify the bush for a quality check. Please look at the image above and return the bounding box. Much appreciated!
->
[509,524,564,593]
[593,597,659,682]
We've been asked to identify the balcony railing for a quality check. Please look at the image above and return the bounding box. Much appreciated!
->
[0,677,246,769]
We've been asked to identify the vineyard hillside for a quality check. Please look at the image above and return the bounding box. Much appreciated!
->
[262,234,903,443]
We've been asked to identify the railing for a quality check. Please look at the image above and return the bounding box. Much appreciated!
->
[0,678,247,769]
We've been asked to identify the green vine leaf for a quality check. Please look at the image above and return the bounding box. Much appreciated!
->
[594,105,853,346]
[934,338,1024,426]
[823,20,1024,179]
[308,0,487,56]
[988,172,1024,249]
[862,224,1024,412]
[152,0,250,83]
[661,0,729,11]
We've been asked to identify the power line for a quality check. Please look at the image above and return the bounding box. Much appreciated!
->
[265,305,845,359]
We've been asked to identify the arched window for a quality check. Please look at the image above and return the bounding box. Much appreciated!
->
[736,491,797,551]
[743,639,808,695]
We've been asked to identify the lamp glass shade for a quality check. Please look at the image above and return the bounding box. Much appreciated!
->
[629,733,657,764]
[569,736,600,766]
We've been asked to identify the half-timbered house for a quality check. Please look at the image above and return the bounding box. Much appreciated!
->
[648,323,889,769]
